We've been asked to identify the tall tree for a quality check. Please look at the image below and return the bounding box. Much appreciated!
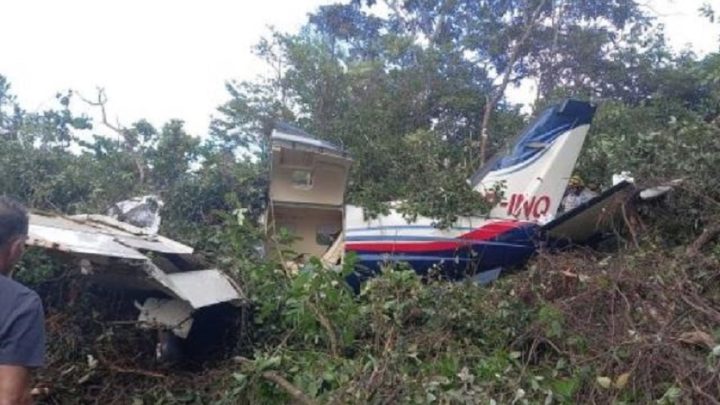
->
[364,0,651,163]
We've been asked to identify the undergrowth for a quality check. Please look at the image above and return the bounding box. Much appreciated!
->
[17,193,720,404]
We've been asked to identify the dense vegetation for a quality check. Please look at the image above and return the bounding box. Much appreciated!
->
[2,0,720,403]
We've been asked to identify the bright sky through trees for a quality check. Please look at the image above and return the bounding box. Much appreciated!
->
[1,0,717,136]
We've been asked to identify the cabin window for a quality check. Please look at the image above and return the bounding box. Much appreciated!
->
[316,223,342,246]
[291,170,313,190]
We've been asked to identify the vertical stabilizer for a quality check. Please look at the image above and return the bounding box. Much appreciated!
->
[472,100,596,222]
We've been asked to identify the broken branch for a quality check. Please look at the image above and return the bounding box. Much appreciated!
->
[307,301,340,357]
[234,356,317,405]
[78,88,146,183]
[687,223,720,255]
[96,352,166,379]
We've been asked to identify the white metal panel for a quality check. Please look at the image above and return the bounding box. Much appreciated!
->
[27,213,245,311]
[165,269,243,309]
[28,213,193,256]
[28,223,147,259]
[112,235,194,255]
[136,298,195,338]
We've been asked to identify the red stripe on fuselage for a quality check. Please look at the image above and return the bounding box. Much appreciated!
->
[457,220,522,240]
[345,220,525,253]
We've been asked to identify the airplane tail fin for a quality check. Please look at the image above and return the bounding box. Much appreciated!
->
[472,99,597,222]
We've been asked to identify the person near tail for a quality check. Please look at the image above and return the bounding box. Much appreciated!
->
[0,197,45,405]
[559,175,598,213]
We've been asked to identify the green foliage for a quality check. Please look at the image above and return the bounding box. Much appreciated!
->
[13,248,61,285]
[2,0,720,403]
[392,129,501,227]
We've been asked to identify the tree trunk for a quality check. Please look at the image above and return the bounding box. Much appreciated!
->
[535,0,564,103]
[478,0,548,166]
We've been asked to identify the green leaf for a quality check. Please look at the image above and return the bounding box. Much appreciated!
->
[551,377,578,399]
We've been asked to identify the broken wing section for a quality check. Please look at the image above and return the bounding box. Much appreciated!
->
[27,213,246,312]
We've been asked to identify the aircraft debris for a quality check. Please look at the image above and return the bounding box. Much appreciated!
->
[27,212,246,340]
[107,194,164,234]
[266,99,681,288]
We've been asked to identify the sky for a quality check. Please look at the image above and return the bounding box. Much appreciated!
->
[1,0,719,137]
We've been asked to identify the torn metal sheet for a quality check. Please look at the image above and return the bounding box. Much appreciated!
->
[69,214,194,255]
[27,212,245,311]
[28,215,147,260]
[107,195,164,234]
[163,269,243,309]
[639,179,683,201]
[136,298,194,338]
[29,213,193,257]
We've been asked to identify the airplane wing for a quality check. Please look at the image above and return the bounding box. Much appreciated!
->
[27,212,246,338]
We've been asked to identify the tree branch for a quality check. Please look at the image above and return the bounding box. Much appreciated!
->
[96,352,166,379]
[479,0,548,166]
[687,223,720,256]
[307,301,339,357]
[234,356,317,405]
[78,88,146,184]
[535,0,565,102]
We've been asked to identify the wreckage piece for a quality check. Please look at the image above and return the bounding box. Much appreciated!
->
[541,180,636,244]
[639,179,683,201]
[266,123,352,260]
[27,212,246,339]
[137,298,194,339]
[265,101,678,290]
[106,194,164,234]
[541,177,684,245]
[345,99,597,282]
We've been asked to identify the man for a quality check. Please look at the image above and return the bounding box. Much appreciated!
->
[560,175,598,213]
[0,197,44,405]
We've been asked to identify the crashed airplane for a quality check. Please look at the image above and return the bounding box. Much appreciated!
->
[266,99,670,287]
[21,99,664,357]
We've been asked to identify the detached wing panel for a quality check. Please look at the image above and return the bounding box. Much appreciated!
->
[28,218,147,259]
[26,213,245,309]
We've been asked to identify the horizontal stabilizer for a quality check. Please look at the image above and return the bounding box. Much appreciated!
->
[541,181,635,243]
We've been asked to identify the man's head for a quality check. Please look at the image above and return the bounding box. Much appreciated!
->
[0,196,28,277]
[568,175,585,195]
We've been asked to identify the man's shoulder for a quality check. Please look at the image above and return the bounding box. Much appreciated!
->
[0,275,46,369]
[0,275,41,308]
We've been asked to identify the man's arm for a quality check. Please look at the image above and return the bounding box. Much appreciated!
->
[0,365,31,405]
[0,291,45,405]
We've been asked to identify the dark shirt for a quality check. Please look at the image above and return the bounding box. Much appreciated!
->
[0,274,45,368]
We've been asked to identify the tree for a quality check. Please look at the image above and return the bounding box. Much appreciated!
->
[358,0,652,163]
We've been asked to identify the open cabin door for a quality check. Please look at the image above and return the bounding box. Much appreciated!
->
[266,123,352,261]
